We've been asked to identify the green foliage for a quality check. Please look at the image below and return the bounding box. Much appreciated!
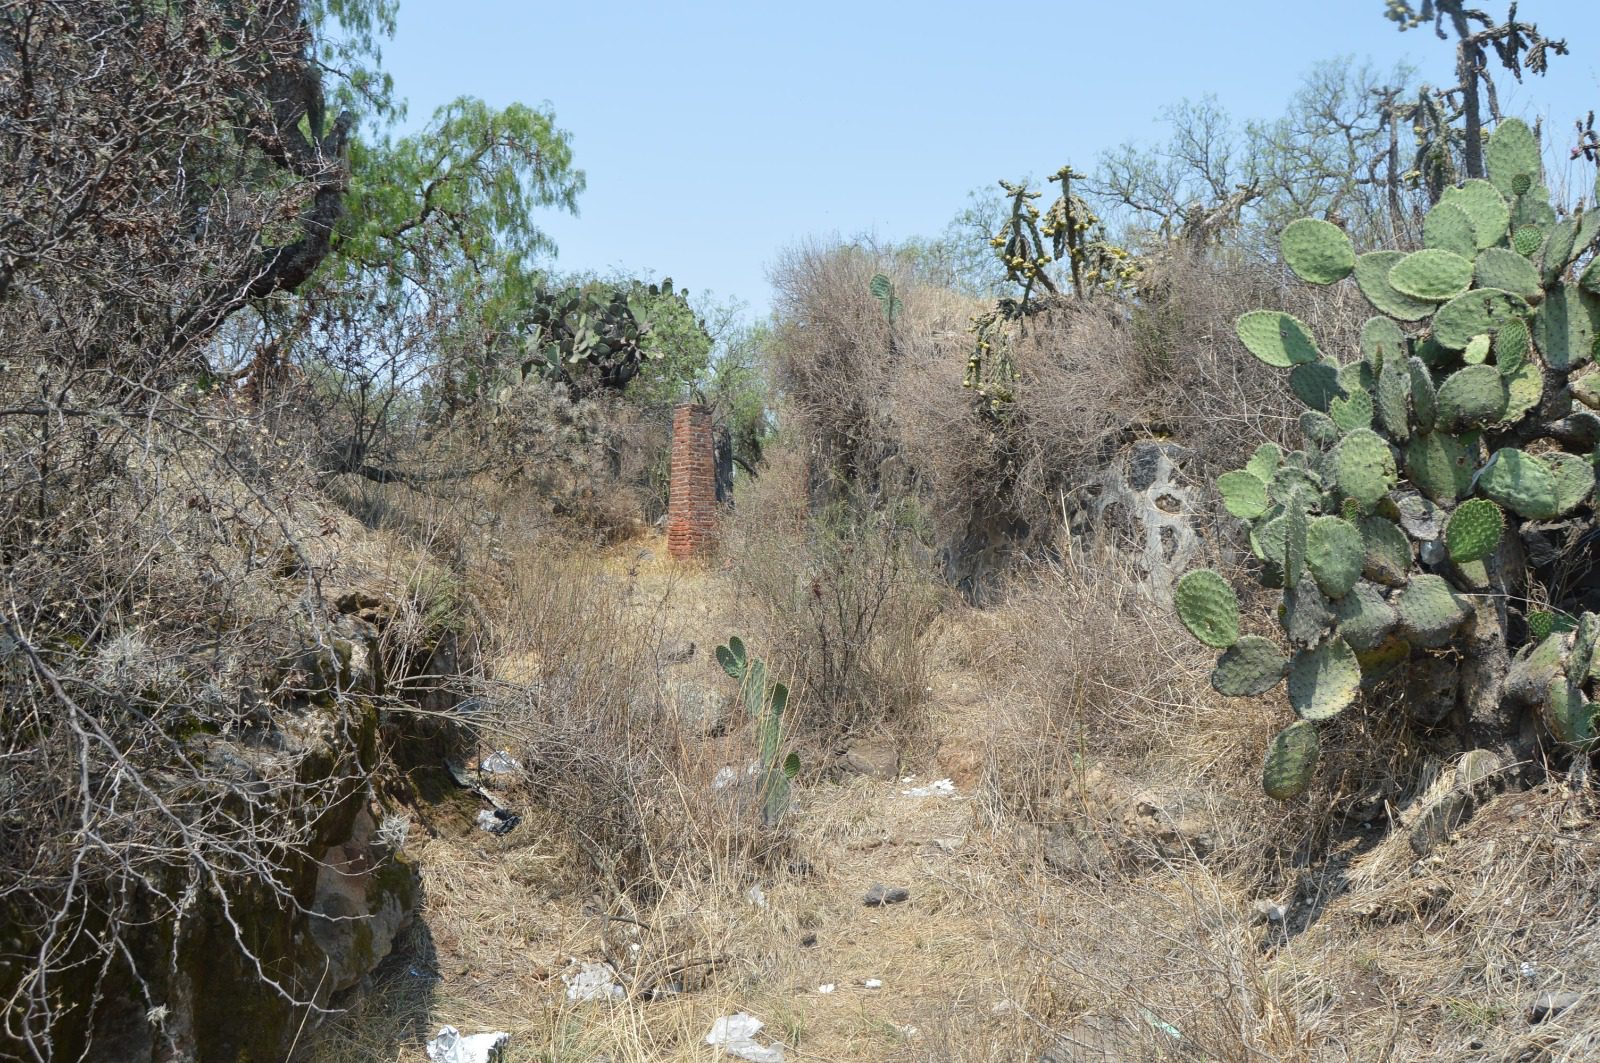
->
[717,636,801,826]
[869,274,904,325]
[1178,109,1600,798]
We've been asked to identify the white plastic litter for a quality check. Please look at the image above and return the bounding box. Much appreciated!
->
[899,778,957,798]
[864,978,882,989]
[746,884,768,909]
[425,1025,509,1063]
[712,766,738,790]
[816,983,835,994]
[562,960,624,1001]
[479,750,521,775]
[706,1013,785,1062]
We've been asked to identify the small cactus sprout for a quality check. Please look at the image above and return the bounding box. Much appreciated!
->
[716,637,801,825]
[1176,113,1600,797]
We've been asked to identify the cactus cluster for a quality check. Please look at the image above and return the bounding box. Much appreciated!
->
[717,636,801,825]
[1176,117,1600,800]
[525,278,681,391]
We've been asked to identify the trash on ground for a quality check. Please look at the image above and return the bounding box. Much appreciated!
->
[479,750,522,775]
[746,884,768,908]
[475,808,521,835]
[706,1013,786,1062]
[444,759,475,788]
[899,778,957,798]
[425,1025,509,1063]
[816,983,835,994]
[864,978,883,989]
[563,960,624,1002]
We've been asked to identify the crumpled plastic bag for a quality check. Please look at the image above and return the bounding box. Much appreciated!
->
[425,1025,508,1063]
[706,1013,786,1062]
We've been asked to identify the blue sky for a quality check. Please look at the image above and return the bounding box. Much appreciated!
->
[382,1,1600,317]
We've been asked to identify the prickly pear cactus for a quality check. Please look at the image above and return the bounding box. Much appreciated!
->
[1176,118,1600,800]
[717,636,801,825]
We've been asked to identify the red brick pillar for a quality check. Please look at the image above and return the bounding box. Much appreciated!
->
[667,402,717,559]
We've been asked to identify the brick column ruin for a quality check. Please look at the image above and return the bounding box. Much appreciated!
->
[667,402,717,559]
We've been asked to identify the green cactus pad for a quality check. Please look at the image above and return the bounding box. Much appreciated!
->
[1236,310,1321,367]
[1290,360,1342,412]
[1300,410,1341,446]
[1282,495,1309,587]
[1445,498,1504,563]
[1569,612,1599,685]
[1408,358,1437,431]
[1376,354,1412,441]
[1306,515,1364,599]
[1532,282,1600,372]
[1500,360,1543,424]
[1431,288,1531,350]
[1571,371,1600,411]
[1405,431,1474,504]
[1581,255,1600,295]
[1441,179,1511,249]
[1486,118,1541,199]
[1396,574,1472,648]
[1495,317,1531,373]
[1340,361,1377,395]
[1539,218,1580,287]
[717,637,748,679]
[1211,635,1290,698]
[1463,334,1492,365]
[1329,388,1375,432]
[1423,201,1477,259]
[1543,676,1597,747]
[1512,224,1545,257]
[1217,470,1270,519]
[1334,581,1400,651]
[1246,442,1284,482]
[1268,464,1323,505]
[1360,516,1413,586]
[1262,721,1320,801]
[1544,451,1595,515]
[1453,557,1491,590]
[1389,249,1473,302]
[1473,246,1542,300]
[1280,218,1356,284]
[1287,637,1362,721]
[1175,569,1240,648]
[1513,185,1558,231]
[1476,448,1559,519]
[1433,364,1508,432]
[1335,429,1398,508]
[1360,316,1407,371]
[1354,251,1436,321]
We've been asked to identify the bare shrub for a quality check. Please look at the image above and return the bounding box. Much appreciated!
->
[720,446,944,742]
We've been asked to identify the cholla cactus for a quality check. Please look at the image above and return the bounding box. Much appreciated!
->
[716,636,801,825]
[1176,117,1600,800]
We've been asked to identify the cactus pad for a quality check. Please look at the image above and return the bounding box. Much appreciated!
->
[1445,498,1504,563]
[1395,574,1472,648]
[1354,251,1436,321]
[1300,410,1341,446]
[1389,249,1473,302]
[1262,721,1320,801]
[1287,637,1362,721]
[1284,572,1335,646]
[1217,470,1269,519]
[717,637,748,679]
[1236,310,1320,367]
[1405,431,1474,504]
[1335,428,1398,508]
[1360,515,1412,585]
[1407,358,1437,431]
[1355,634,1412,684]
[1175,569,1240,648]
[1281,218,1355,284]
[1569,612,1599,685]
[1290,360,1342,412]
[1306,515,1363,599]
[1423,201,1477,258]
[1431,288,1531,350]
[1512,224,1545,257]
[1475,448,1559,519]
[1500,360,1543,424]
[1473,246,1542,300]
[1543,676,1596,747]
[1441,179,1511,249]
[1246,442,1284,481]
[1486,118,1541,199]
[1532,282,1600,372]
[1334,581,1399,651]
[1329,388,1375,432]
[1539,218,1580,287]
[1544,451,1594,515]
[1571,371,1600,411]
[1462,334,1492,365]
[1495,317,1531,373]
[1361,316,1406,371]
[1434,364,1508,432]
[1376,354,1412,441]
[1211,635,1290,698]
